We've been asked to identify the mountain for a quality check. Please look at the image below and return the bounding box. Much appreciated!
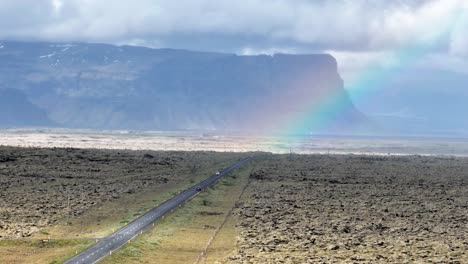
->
[0,40,367,133]
[0,89,54,127]
[354,68,468,137]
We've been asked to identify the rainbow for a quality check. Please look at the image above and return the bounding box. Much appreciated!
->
[255,2,465,152]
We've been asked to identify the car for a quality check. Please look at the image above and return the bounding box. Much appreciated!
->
[215,171,220,175]
[196,186,202,191]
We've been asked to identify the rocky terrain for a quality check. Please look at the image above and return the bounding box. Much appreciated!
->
[0,146,242,238]
[228,154,468,263]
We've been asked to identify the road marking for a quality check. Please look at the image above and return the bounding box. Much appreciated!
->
[64,158,251,264]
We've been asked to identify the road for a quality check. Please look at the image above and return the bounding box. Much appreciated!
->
[64,157,252,264]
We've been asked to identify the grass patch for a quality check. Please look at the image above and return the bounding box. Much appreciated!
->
[0,239,94,264]
[1,149,249,264]
[102,164,253,264]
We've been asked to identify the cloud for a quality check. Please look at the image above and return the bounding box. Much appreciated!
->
[326,50,392,82]
[0,0,467,85]
[239,47,300,56]
[449,8,468,57]
[0,0,464,52]
[418,53,468,75]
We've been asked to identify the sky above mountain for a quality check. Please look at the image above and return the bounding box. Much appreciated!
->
[1,0,468,134]
[0,1,466,78]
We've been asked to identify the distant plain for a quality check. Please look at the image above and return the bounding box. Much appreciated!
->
[2,129,468,156]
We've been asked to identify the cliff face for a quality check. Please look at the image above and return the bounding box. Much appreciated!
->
[0,40,366,133]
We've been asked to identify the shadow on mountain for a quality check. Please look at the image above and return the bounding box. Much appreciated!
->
[0,89,54,128]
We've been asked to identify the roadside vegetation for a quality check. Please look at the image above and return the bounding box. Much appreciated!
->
[0,146,247,263]
[102,162,254,264]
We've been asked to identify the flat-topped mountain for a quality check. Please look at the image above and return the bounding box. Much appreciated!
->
[0,40,366,133]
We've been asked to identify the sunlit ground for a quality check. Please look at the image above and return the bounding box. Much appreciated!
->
[1,129,468,156]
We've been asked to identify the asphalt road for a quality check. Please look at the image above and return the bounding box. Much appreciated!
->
[64,157,251,264]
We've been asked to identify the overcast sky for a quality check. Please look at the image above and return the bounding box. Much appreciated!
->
[0,0,467,84]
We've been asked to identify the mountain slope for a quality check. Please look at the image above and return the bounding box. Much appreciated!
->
[0,40,366,133]
[0,89,54,127]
